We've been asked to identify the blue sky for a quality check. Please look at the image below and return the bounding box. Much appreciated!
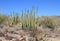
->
[0,0,60,16]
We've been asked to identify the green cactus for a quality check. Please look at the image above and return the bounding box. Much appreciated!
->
[7,13,20,26]
[21,7,37,31]
[12,13,20,25]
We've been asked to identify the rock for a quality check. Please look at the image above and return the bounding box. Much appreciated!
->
[12,31,21,35]
[15,39,20,41]
[5,35,13,40]
[15,26,22,30]
[5,33,20,40]
[0,25,3,29]
[0,40,2,41]
[0,31,5,37]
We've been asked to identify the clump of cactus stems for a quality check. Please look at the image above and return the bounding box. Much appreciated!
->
[21,7,37,31]
[12,13,20,25]
[8,13,20,26]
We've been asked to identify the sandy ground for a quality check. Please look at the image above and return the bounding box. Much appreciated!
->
[0,25,60,41]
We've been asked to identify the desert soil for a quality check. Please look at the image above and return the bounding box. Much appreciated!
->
[0,25,60,41]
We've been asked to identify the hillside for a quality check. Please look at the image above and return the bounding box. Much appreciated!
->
[0,16,59,41]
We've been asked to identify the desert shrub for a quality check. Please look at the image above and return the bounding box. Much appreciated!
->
[0,14,8,25]
[8,13,20,26]
[7,17,13,26]
[36,17,43,26]
[40,17,57,29]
